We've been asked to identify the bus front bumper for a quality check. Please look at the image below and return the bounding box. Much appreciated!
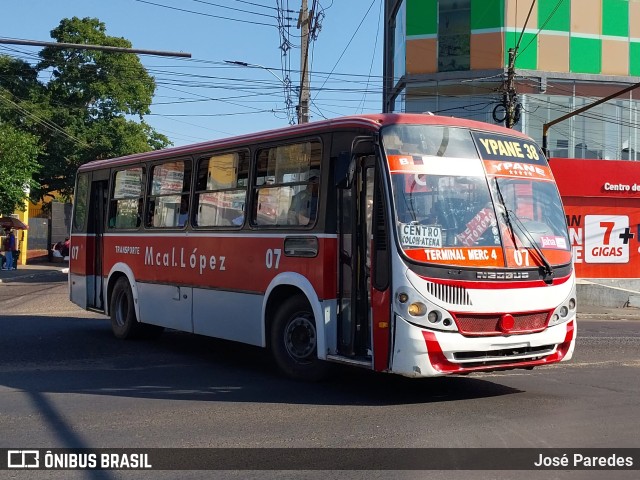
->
[390,315,576,378]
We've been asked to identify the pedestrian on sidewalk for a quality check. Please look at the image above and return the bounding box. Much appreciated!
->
[2,228,16,270]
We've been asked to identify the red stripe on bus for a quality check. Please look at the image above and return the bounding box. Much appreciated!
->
[71,235,338,299]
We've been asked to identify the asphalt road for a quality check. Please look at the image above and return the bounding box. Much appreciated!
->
[1,271,639,479]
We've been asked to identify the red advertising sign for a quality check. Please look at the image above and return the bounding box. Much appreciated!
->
[550,158,640,278]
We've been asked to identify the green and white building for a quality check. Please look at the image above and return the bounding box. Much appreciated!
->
[383,0,640,159]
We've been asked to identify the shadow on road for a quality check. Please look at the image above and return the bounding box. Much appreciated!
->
[0,314,522,408]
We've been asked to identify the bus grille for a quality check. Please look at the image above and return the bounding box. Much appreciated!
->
[453,344,555,362]
[425,283,472,306]
[453,311,550,336]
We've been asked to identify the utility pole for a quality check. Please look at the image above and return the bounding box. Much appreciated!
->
[297,0,310,123]
[494,48,521,128]
[495,0,536,128]
[504,48,520,128]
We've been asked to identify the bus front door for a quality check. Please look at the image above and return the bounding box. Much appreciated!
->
[338,155,375,361]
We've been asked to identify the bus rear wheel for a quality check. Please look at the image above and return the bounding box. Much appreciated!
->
[110,278,164,339]
[110,278,140,339]
[271,296,329,381]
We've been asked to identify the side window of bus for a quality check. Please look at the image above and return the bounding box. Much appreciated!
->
[194,151,249,227]
[72,173,90,232]
[146,160,192,228]
[252,141,322,227]
[108,167,145,229]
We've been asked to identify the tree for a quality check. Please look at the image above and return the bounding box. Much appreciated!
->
[0,17,171,201]
[0,124,40,215]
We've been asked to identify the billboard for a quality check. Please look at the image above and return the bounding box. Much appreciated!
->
[550,159,640,278]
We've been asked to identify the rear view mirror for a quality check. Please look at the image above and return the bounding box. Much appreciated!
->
[335,151,353,189]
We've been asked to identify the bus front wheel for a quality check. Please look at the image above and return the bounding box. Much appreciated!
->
[271,296,329,381]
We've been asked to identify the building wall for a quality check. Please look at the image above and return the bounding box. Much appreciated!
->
[388,0,640,160]
[400,0,640,76]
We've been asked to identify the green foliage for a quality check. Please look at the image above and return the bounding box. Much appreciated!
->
[0,16,170,202]
[0,124,41,215]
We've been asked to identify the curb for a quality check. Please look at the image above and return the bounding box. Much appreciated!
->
[577,312,640,321]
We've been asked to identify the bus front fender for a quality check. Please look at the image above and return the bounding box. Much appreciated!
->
[263,272,328,360]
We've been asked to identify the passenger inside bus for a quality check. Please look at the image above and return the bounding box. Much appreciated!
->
[177,197,189,227]
[288,173,319,225]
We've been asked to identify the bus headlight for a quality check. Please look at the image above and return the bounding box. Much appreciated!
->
[396,283,459,332]
[408,302,427,317]
[549,293,577,326]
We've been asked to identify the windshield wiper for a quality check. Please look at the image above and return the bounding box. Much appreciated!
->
[507,210,554,280]
[493,178,519,247]
[492,178,554,280]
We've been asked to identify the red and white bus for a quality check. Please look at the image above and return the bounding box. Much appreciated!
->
[69,113,576,380]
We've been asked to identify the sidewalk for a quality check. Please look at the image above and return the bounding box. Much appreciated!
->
[0,261,69,283]
[575,304,640,321]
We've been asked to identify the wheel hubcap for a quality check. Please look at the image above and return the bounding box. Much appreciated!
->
[284,314,316,361]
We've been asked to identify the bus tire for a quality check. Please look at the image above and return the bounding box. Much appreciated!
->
[110,277,141,339]
[271,296,329,381]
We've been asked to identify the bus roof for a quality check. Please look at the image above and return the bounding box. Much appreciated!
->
[78,113,532,172]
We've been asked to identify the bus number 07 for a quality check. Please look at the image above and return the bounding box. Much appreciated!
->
[513,249,530,266]
[265,248,281,269]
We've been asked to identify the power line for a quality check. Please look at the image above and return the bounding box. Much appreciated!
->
[517,0,566,59]
[357,0,382,114]
[230,0,292,13]
[186,0,283,19]
[133,0,285,27]
[311,0,378,119]
[0,88,90,147]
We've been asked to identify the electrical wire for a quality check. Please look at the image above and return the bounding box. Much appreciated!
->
[311,0,378,119]
[357,0,382,114]
[132,0,283,27]
[517,0,566,59]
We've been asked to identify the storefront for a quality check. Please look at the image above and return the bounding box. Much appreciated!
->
[550,158,640,279]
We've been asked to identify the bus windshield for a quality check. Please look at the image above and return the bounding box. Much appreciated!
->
[382,124,572,268]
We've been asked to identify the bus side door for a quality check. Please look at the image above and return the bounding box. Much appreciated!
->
[337,153,392,370]
[86,176,109,311]
[338,155,375,360]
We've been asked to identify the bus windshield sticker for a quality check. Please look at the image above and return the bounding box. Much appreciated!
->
[540,235,568,250]
[387,154,422,172]
[456,207,499,247]
[472,132,544,164]
[398,223,442,248]
[472,132,554,181]
[404,246,505,267]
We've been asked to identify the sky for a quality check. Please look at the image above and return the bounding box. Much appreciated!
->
[0,0,384,147]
